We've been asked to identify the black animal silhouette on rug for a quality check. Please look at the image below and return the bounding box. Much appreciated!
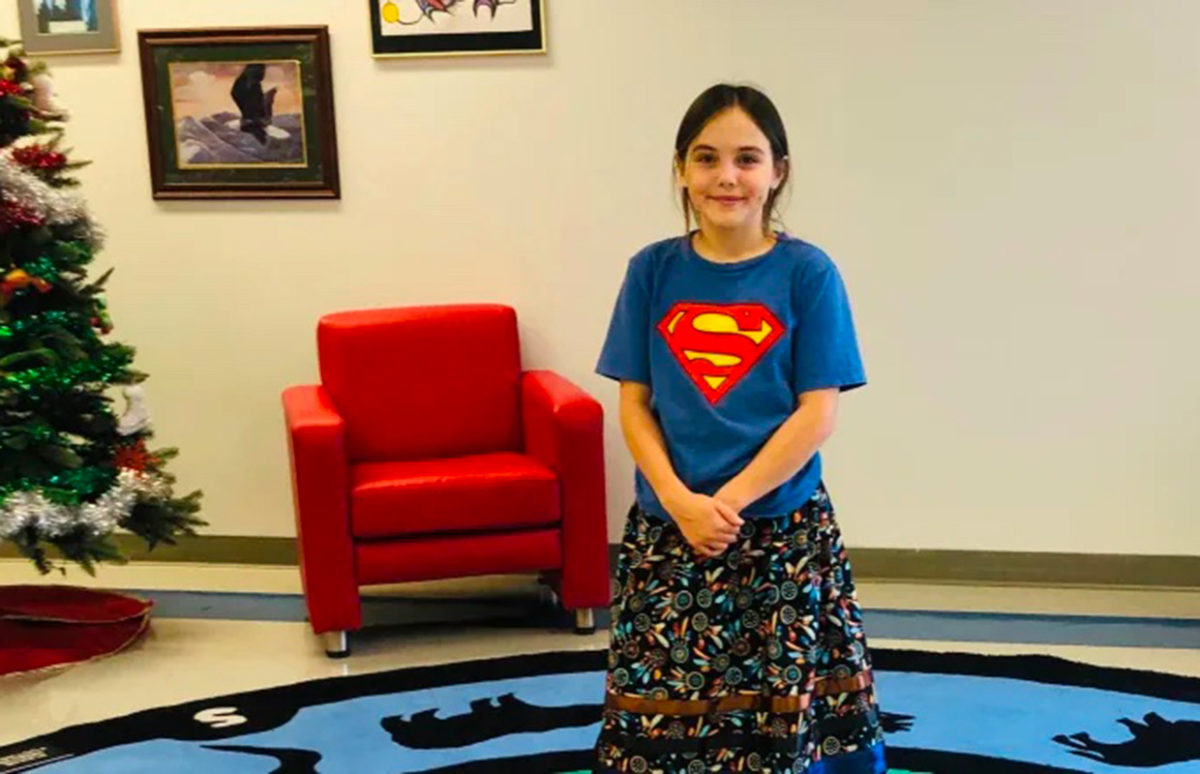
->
[381,694,922,750]
[1053,712,1200,766]
[880,710,915,733]
[201,744,320,774]
[382,692,599,748]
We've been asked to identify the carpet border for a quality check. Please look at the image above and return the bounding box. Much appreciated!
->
[2,647,1197,765]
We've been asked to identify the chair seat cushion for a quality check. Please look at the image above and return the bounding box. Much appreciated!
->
[349,452,560,538]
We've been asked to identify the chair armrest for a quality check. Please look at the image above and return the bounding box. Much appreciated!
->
[521,370,609,609]
[282,385,359,632]
[521,370,602,474]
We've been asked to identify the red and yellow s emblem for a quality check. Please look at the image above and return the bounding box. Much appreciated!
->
[656,302,785,404]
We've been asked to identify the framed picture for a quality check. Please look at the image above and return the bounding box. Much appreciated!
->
[369,0,545,58]
[16,0,120,55]
[136,26,340,200]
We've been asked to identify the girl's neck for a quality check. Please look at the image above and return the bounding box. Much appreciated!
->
[692,223,776,263]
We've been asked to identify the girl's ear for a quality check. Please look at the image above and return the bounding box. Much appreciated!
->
[773,155,789,189]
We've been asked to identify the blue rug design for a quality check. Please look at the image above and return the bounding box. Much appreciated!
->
[1,648,1198,773]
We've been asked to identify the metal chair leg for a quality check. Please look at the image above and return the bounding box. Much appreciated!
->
[322,630,349,658]
[574,608,595,635]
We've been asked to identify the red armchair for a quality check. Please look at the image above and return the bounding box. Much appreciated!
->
[282,304,610,657]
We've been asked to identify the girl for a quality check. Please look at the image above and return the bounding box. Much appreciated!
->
[593,84,887,773]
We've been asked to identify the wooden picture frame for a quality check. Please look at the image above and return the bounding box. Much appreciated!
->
[17,0,120,55]
[137,26,340,200]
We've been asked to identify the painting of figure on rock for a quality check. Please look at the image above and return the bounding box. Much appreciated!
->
[137,27,339,200]
[168,61,307,169]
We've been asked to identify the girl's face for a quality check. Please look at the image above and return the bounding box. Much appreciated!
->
[677,107,785,236]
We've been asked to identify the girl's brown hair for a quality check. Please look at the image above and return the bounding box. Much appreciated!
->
[674,83,791,234]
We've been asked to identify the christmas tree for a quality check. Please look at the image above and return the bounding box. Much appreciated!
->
[0,39,203,575]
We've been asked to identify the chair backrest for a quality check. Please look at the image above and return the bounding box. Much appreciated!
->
[317,304,522,462]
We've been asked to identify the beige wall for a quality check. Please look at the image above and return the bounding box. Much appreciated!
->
[4,1,1197,555]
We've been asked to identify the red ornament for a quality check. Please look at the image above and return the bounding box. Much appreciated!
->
[0,80,24,98]
[0,200,42,234]
[114,439,157,472]
[12,145,67,172]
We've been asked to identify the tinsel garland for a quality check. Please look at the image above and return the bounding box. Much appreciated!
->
[0,464,117,503]
[0,149,102,248]
[6,308,97,335]
[3,344,133,391]
[0,468,173,540]
[18,255,59,282]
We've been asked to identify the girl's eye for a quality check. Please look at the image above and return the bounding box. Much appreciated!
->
[738,155,760,165]
[695,154,715,164]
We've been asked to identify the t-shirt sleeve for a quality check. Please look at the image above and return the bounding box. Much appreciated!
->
[791,258,867,395]
[595,257,651,384]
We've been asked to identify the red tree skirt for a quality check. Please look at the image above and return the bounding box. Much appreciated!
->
[0,585,152,677]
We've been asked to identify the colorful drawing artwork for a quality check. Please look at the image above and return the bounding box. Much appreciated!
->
[369,0,545,57]
[381,0,519,26]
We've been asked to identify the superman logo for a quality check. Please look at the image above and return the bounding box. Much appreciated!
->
[656,302,785,404]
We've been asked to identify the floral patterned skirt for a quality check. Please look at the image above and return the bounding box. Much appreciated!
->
[594,482,887,774]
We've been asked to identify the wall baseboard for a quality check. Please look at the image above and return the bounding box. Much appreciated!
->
[2,537,1196,589]
[605,544,1198,589]
[609,542,1200,592]
[0,535,299,566]
[843,547,1200,589]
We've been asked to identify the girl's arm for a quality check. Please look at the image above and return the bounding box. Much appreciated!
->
[617,380,688,508]
[619,380,743,557]
[715,388,839,512]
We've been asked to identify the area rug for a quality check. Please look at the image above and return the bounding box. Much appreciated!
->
[1,648,1197,773]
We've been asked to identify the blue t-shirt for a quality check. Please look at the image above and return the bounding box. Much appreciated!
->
[595,232,866,520]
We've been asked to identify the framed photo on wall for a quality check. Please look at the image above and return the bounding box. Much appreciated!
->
[17,0,120,55]
[137,26,340,200]
[369,0,546,58]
